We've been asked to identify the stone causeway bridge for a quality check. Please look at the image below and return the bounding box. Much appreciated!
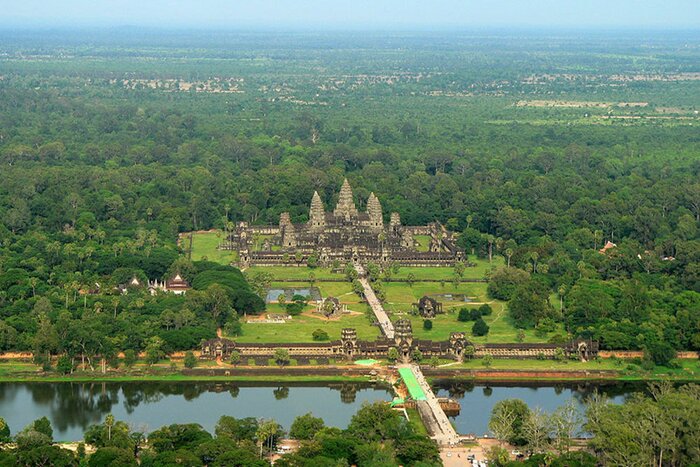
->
[354,262,458,445]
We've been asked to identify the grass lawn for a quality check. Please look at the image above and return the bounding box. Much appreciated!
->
[389,255,503,281]
[235,309,382,343]
[382,282,491,313]
[403,300,567,344]
[414,235,431,252]
[189,230,238,265]
[246,266,343,280]
[445,357,700,380]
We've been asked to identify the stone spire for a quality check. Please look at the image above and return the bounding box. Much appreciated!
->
[309,191,326,231]
[366,192,383,230]
[334,178,358,220]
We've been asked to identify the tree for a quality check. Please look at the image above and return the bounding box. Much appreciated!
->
[522,408,552,454]
[482,354,493,367]
[387,347,399,363]
[457,308,471,322]
[472,318,490,336]
[423,319,433,330]
[184,351,197,369]
[489,399,530,446]
[56,354,73,374]
[644,341,676,367]
[289,413,325,440]
[406,273,416,286]
[32,417,53,441]
[487,267,530,300]
[88,447,137,467]
[312,329,329,341]
[215,416,258,442]
[144,336,165,365]
[274,349,290,366]
[123,349,137,368]
[0,417,10,443]
[229,350,241,366]
[550,399,581,454]
[509,280,554,328]
[412,348,423,362]
[256,420,283,457]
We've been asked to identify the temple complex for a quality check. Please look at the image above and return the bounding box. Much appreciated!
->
[201,321,598,364]
[228,179,463,267]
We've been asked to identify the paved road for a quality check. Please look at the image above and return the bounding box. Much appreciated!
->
[354,263,394,338]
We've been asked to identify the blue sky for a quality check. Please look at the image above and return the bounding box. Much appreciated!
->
[2,0,698,29]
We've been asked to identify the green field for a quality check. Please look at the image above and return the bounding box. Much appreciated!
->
[235,307,381,343]
[406,302,564,344]
[189,230,238,265]
[389,256,503,281]
[246,266,343,280]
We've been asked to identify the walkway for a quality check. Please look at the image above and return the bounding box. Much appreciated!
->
[399,363,460,446]
[353,263,394,338]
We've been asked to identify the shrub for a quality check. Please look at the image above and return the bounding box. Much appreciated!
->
[457,308,470,322]
[472,318,490,336]
[423,319,433,330]
[183,351,197,369]
[470,308,482,321]
[123,349,137,368]
[478,304,493,316]
[312,329,329,341]
[56,354,73,374]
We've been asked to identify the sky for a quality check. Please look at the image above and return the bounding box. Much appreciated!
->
[1,0,698,29]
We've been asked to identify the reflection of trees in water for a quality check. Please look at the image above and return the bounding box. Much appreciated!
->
[21,383,120,433]
[339,384,358,404]
[273,387,289,400]
[229,386,240,398]
[482,386,493,397]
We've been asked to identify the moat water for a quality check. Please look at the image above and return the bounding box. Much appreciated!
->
[0,381,641,441]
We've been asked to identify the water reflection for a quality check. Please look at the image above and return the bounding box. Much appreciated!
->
[0,381,389,441]
[432,381,644,436]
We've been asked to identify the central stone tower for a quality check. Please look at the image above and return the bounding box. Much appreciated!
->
[334,178,358,220]
[309,191,326,232]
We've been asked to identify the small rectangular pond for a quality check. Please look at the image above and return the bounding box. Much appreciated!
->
[265,287,321,303]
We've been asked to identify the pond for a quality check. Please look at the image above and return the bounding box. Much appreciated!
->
[433,380,641,436]
[0,380,642,441]
[265,287,321,303]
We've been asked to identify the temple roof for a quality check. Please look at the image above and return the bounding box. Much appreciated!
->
[334,178,358,219]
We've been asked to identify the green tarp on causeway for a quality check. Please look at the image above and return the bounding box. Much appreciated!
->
[398,367,427,401]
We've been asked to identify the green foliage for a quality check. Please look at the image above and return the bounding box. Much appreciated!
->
[457,308,471,322]
[123,349,137,368]
[56,354,73,375]
[489,399,531,446]
[289,413,325,440]
[422,319,433,330]
[88,447,137,467]
[488,267,530,300]
[472,318,490,336]
[183,351,197,369]
[387,347,399,362]
[274,348,290,366]
[215,416,258,442]
[0,417,10,443]
[312,328,330,341]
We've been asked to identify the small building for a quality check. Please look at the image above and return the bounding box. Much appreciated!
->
[148,274,191,295]
[414,296,443,318]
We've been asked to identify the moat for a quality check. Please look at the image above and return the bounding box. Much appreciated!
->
[0,381,640,441]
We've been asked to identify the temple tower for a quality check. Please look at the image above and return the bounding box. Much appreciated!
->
[367,192,383,231]
[389,212,401,235]
[279,212,297,248]
[308,191,326,232]
[334,179,358,220]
